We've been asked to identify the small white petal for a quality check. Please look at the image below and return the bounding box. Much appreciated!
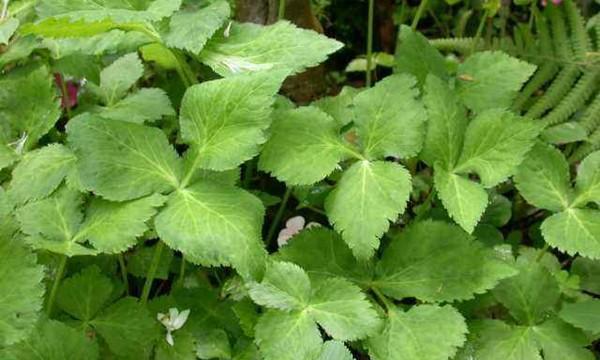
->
[306,222,321,229]
[166,331,174,346]
[172,309,190,330]
[168,308,179,320]
[285,216,306,232]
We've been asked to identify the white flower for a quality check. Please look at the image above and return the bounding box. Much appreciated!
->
[157,308,190,346]
[224,21,233,37]
[276,216,320,248]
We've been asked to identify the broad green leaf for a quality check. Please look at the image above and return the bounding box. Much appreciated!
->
[154,181,265,279]
[259,107,349,185]
[454,109,540,187]
[434,164,488,233]
[0,64,61,149]
[571,257,600,294]
[308,278,381,340]
[463,320,541,360]
[140,43,179,69]
[195,328,231,359]
[21,18,122,38]
[91,297,160,359]
[98,52,144,105]
[0,237,44,347]
[574,151,600,206]
[36,0,180,23]
[8,144,76,205]
[56,266,113,322]
[254,310,322,360]
[421,75,467,168]
[367,305,467,360]
[0,18,19,45]
[165,0,230,54]
[514,142,572,212]
[0,144,17,170]
[248,261,311,311]
[97,88,175,124]
[0,36,38,68]
[1,320,99,360]
[75,194,166,253]
[375,220,516,301]
[43,29,151,58]
[312,86,360,127]
[353,74,426,159]
[199,21,343,77]
[541,208,600,259]
[325,160,411,259]
[493,261,560,325]
[394,25,447,85]
[531,318,594,360]
[559,299,600,333]
[456,51,536,113]
[315,341,353,360]
[67,115,182,201]
[481,193,512,227]
[180,71,285,171]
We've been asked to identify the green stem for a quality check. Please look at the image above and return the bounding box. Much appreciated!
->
[141,242,164,304]
[46,255,67,316]
[536,243,550,262]
[366,0,375,87]
[59,76,72,120]
[372,287,394,312]
[242,159,256,189]
[266,187,292,247]
[278,0,286,20]
[177,255,186,287]
[411,0,429,30]
[471,10,488,54]
[118,255,129,295]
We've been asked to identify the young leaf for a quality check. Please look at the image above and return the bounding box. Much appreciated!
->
[541,208,600,259]
[97,52,144,105]
[394,25,448,86]
[199,21,343,77]
[325,160,411,259]
[248,261,311,311]
[367,305,467,360]
[67,114,182,201]
[97,88,175,124]
[574,151,600,206]
[179,70,286,172]
[456,51,536,113]
[259,107,350,185]
[352,74,426,159]
[375,220,516,302]
[56,266,113,322]
[559,299,600,333]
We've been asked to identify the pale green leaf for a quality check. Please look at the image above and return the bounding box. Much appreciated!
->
[21,18,121,38]
[541,122,588,145]
[325,160,411,259]
[154,181,266,279]
[559,299,600,333]
[43,29,151,57]
[353,74,426,159]
[541,208,600,259]
[36,0,179,23]
[98,52,144,105]
[67,114,182,201]
[0,18,19,45]
[248,261,311,311]
[434,164,488,233]
[464,320,541,360]
[0,237,44,347]
[457,51,536,113]
[165,0,230,54]
[376,220,516,302]
[97,88,175,124]
[8,144,76,205]
[259,107,349,185]
[454,109,540,187]
[394,25,447,85]
[56,266,113,322]
[367,305,467,360]
[315,341,353,360]
[180,70,285,171]
[312,86,360,127]
[532,318,594,360]
[199,20,343,77]
[574,151,600,207]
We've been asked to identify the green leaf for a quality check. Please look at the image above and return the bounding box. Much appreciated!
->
[531,318,594,360]
[195,328,232,359]
[248,261,311,311]
[155,330,196,360]
[8,144,76,205]
[574,151,600,207]
[421,75,467,168]
[493,260,560,325]
[0,237,44,347]
[199,20,343,77]
[308,277,381,340]
[315,341,353,360]
[67,114,182,201]
[352,74,426,159]
[312,86,360,127]
[259,107,349,185]
[559,299,600,333]
[0,144,17,170]
[91,297,160,359]
[179,70,285,171]
[21,18,122,38]
[541,208,600,259]
[367,305,467,360]
[434,164,488,233]
[56,266,113,322]
[1,320,99,360]
[375,220,516,301]
[164,0,230,54]
[98,52,144,105]
[97,88,175,124]
[456,51,536,113]
[394,25,447,86]
[154,181,266,279]
[541,122,588,145]
[75,194,166,253]
[0,18,19,45]
[454,109,540,187]
[463,320,541,360]
[514,142,573,212]
[128,243,174,280]
[571,257,600,294]
[325,160,411,259]
[36,0,179,23]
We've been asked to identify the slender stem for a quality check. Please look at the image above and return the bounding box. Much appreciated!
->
[1,0,9,20]
[59,76,73,120]
[177,255,185,287]
[278,0,286,20]
[372,287,394,312]
[141,242,164,304]
[536,243,550,262]
[266,187,292,247]
[242,159,256,189]
[118,255,129,295]
[411,0,429,30]
[366,0,375,87]
[46,255,67,316]
[471,10,488,53]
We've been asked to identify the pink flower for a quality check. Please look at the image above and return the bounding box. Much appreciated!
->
[277,216,320,248]
[54,73,80,109]
[541,0,562,6]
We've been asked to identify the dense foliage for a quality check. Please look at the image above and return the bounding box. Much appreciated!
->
[0,0,599,359]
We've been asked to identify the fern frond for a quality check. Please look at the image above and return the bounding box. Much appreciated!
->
[570,126,600,162]
[541,70,599,126]
[563,0,591,61]
[525,65,581,119]
[578,91,600,132]
[513,64,559,112]
[429,37,484,53]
